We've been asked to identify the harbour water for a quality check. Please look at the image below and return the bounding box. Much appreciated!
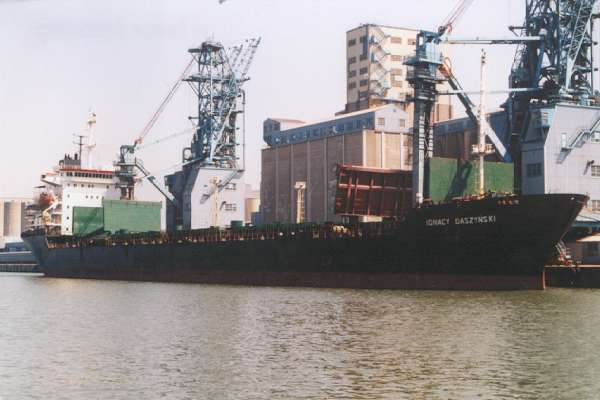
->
[1,273,599,399]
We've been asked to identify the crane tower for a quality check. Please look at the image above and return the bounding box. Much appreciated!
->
[165,38,261,230]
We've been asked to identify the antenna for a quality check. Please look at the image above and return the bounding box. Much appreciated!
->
[73,134,85,162]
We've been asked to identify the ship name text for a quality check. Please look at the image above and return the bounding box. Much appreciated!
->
[426,215,497,227]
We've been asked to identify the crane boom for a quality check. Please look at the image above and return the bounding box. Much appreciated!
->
[134,58,195,148]
[438,0,475,37]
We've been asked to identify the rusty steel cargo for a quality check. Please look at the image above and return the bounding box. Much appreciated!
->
[23,193,587,290]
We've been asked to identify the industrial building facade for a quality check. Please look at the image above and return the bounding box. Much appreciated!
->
[520,104,600,222]
[261,105,411,223]
[345,23,453,123]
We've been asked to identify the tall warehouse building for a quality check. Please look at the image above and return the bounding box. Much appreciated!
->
[344,23,453,123]
[261,105,411,224]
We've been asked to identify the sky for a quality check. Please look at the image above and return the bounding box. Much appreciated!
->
[0,0,529,200]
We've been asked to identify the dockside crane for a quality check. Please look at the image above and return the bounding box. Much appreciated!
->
[405,0,599,204]
[404,0,478,205]
[115,59,195,202]
[162,38,261,230]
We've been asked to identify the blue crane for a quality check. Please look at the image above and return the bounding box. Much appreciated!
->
[406,0,599,204]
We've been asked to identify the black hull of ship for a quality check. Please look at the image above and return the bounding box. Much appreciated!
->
[23,194,586,290]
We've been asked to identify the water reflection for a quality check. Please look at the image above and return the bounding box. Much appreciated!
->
[0,275,599,399]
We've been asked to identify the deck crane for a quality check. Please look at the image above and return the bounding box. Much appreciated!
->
[115,59,194,202]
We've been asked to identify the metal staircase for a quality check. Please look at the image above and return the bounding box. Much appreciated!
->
[369,26,391,99]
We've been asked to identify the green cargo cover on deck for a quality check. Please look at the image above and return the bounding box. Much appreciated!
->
[103,199,161,233]
[72,199,161,236]
[72,207,104,236]
[426,157,514,202]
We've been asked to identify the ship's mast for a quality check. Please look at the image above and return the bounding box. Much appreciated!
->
[473,50,495,196]
[85,111,97,169]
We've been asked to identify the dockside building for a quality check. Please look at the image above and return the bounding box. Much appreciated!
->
[261,105,411,224]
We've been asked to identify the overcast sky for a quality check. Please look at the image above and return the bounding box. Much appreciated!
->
[0,0,530,200]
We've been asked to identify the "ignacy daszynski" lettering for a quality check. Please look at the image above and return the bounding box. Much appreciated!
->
[426,215,496,227]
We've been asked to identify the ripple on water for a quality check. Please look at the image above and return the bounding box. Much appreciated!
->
[0,275,599,399]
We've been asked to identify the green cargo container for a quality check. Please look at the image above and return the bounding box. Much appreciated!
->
[426,157,514,202]
[102,199,161,234]
[73,207,104,236]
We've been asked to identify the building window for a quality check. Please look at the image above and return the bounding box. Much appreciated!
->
[392,80,403,88]
[348,38,357,47]
[592,165,600,177]
[587,242,599,257]
[408,38,416,46]
[593,131,600,143]
[359,67,368,75]
[391,37,403,44]
[391,55,404,62]
[348,70,357,78]
[359,79,369,87]
[225,183,237,191]
[399,119,406,128]
[591,200,600,211]
[526,163,542,177]
[359,54,367,61]
[348,82,357,90]
[224,203,237,212]
[377,117,385,126]
[359,36,366,43]
[348,56,357,65]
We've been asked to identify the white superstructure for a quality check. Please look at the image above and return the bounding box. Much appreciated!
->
[35,154,121,235]
[34,113,121,235]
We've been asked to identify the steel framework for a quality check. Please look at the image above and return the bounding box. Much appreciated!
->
[507,0,599,147]
[184,38,261,168]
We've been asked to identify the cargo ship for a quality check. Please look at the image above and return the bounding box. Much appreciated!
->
[23,191,586,290]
